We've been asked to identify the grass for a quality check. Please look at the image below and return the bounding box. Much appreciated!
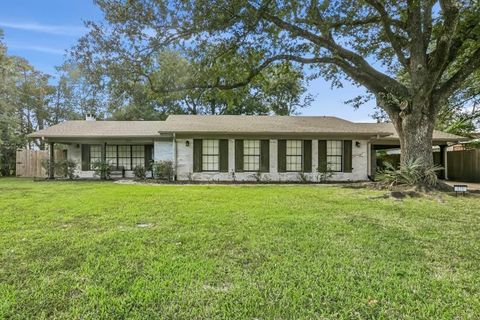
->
[0,178,479,319]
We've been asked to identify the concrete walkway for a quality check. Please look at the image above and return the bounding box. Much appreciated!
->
[443,180,480,191]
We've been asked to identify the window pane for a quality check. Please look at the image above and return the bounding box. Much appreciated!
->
[202,140,219,171]
[106,146,117,167]
[118,145,132,170]
[243,140,260,171]
[327,141,343,172]
[286,140,302,171]
[131,145,145,169]
[89,145,102,169]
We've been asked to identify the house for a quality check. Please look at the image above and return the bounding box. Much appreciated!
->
[28,115,465,181]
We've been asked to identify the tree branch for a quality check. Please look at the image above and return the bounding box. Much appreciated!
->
[258,8,409,98]
[364,0,409,67]
[435,47,480,105]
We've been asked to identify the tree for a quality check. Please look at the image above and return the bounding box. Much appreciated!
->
[71,26,312,119]
[80,0,480,182]
[0,29,76,175]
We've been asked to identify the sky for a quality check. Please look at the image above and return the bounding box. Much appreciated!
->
[1,0,377,122]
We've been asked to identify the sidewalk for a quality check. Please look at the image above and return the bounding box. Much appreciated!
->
[443,180,480,191]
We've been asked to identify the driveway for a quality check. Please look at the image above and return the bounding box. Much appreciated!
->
[443,180,480,192]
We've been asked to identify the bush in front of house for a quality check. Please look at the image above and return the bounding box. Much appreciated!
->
[377,158,442,188]
[316,162,334,182]
[91,160,111,180]
[152,160,174,181]
[41,159,78,179]
[133,165,147,180]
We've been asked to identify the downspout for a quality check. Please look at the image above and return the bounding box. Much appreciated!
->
[367,135,379,182]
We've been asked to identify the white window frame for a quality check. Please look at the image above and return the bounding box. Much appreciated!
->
[243,140,261,172]
[202,139,220,171]
[286,140,303,172]
[327,140,343,172]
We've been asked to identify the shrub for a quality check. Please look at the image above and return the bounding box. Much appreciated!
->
[377,158,443,188]
[152,160,174,181]
[41,159,77,179]
[133,165,147,179]
[316,162,334,182]
[91,160,111,180]
[298,172,309,183]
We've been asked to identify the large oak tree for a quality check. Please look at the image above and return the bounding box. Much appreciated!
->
[82,0,480,178]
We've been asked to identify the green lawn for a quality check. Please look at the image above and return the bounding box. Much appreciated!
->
[0,178,479,319]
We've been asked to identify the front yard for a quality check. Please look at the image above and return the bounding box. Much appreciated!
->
[0,178,479,319]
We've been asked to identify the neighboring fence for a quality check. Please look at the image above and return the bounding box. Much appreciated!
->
[447,149,480,182]
[16,149,66,178]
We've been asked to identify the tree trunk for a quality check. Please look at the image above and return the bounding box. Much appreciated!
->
[391,102,435,170]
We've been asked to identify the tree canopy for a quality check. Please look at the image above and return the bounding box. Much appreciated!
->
[74,0,479,179]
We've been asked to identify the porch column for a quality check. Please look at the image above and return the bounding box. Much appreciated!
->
[48,142,55,179]
[440,145,448,180]
[101,143,107,180]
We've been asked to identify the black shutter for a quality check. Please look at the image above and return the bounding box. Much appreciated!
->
[260,140,270,172]
[318,140,327,172]
[235,140,244,172]
[81,144,90,171]
[303,140,312,172]
[278,140,286,172]
[343,140,353,173]
[144,145,153,168]
[193,139,202,172]
[219,139,229,172]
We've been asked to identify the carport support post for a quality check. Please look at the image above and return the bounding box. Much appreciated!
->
[101,143,107,180]
[440,145,448,180]
[48,142,55,179]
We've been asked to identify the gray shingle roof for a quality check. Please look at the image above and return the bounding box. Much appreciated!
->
[159,115,392,136]
[28,121,164,138]
[357,122,466,142]
[28,115,466,142]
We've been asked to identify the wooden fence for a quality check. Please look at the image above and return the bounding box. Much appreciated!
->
[16,149,66,178]
[447,149,480,182]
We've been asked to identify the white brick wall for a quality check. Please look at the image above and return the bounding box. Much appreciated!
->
[68,138,370,181]
[154,140,173,162]
[175,138,369,182]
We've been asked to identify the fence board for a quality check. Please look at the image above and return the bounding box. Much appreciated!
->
[447,149,480,182]
[16,149,66,178]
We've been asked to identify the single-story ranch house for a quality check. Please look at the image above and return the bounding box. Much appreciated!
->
[28,115,465,181]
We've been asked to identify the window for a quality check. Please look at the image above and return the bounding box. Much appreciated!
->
[132,145,145,169]
[202,139,219,171]
[106,145,117,167]
[286,140,302,171]
[118,145,132,170]
[327,140,343,172]
[89,145,102,169]
[89,145,147,170]
[244,140,260,171]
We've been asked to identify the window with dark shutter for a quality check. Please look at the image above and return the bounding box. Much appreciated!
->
[235,140,244,172]
[318,140,327,172]
[193,139,202,172]
[219,139,229,172]
[343,140,353,173]
[81,144,90,171]
[277,140,287,172]
[260,140,270,172]
[303,140,312,172]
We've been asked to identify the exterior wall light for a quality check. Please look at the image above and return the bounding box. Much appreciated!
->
[185,140,190,147]
[355,141,361,148]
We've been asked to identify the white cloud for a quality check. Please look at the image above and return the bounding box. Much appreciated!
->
[0,21,85,36]
[9,44,65,55]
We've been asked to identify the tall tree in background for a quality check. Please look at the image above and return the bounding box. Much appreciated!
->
[80,0,480,182]
[0,30,79,175]
[72,26,312,119]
